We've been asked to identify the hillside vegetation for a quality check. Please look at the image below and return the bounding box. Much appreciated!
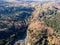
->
[0,1,60,45]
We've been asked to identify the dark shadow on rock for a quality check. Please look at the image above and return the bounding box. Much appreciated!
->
[11,25,28,45]
[0,7,35,45]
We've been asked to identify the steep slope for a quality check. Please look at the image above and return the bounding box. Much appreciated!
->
[0,1,60,45]
[26,2,60,45]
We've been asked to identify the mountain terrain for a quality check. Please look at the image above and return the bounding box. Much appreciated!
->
[0,1,60,45]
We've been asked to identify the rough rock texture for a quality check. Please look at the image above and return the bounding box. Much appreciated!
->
[26,19,60,45]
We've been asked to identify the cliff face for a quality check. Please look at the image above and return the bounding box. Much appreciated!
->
[26,2,60,45]
[0,1,60,45]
